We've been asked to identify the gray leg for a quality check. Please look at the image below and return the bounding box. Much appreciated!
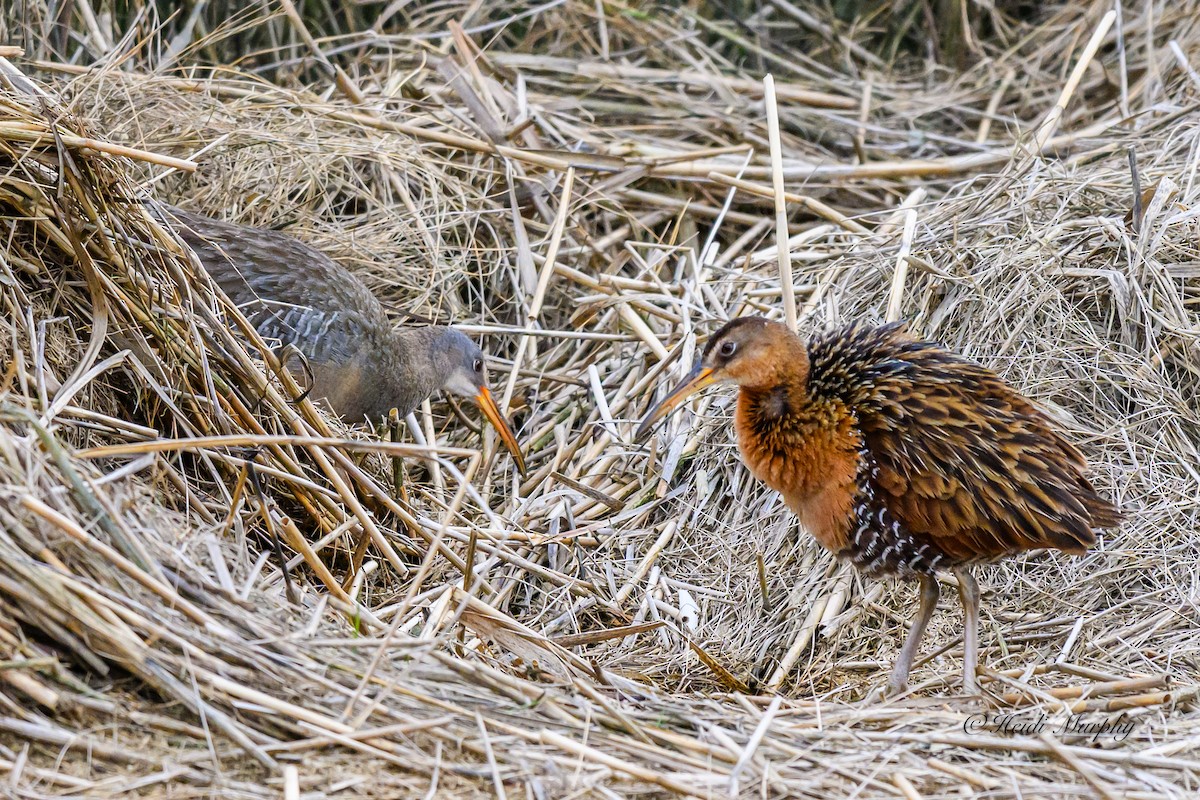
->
[956,567,980,695]
[885,574,940,696]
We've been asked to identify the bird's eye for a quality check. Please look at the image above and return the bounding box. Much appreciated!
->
[718,341,737,358]
[473,358,483,372]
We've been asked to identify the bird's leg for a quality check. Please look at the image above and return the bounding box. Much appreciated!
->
[388,408,406,498]
[955,567,980,695]
[885,573,940,696]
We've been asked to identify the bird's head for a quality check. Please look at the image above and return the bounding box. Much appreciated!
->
[433,329,526,475]
[634,317,806,442]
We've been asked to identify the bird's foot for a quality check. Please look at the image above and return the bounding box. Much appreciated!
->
[949,694,987,712]
[863,679,909,704]
[952,676,985,707]
[861,686,887,705]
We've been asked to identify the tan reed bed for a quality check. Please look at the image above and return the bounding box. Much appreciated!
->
[0,1,1199,797]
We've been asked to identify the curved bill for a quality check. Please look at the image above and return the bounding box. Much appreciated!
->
[476,386,527,476]
[634,365,717,443]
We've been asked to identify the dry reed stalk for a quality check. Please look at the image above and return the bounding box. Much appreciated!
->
[885,209,918,323]
[764,75,796,331]
[0,116,199,171]
[1030,10,1118,153]
[999,675,1170,706]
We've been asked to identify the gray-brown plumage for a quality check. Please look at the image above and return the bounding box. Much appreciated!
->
[164,206,524,472]
[636,316,1122,696]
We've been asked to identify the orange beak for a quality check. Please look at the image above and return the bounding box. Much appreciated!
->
[475,386,527,476]
[634,365,717,443]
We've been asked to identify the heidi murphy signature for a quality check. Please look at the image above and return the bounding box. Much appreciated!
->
[964,711,1137,743]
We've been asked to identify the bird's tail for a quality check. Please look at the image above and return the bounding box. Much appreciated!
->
[1085,494,1124,530]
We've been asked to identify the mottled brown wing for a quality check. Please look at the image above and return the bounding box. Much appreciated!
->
[810,322,1121,563]
[166,206,392,365]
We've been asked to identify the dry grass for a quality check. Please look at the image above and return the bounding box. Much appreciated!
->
[1,1,1199,797]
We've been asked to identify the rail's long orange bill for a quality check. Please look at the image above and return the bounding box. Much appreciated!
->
[476,386,527,476]
[634,365,717,443]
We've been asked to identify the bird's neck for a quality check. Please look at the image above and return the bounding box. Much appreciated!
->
[347,326,447,419]
[736,374,834,441]
[386,327,450,413]
[734,374,858,500]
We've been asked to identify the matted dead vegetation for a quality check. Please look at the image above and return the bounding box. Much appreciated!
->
[1,1,1199,797]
